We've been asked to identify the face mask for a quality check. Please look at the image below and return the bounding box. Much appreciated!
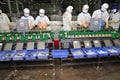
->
[40,13,44,17]
[83,9,88,13]
[24,13,29,17]
[67,9,72,13]
[101,8,107,12]
[112,9,117,13]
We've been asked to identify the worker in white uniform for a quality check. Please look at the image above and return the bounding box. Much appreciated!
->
[35,9,50,30]
[21,8,35,30]
[0,9,11,32]
[92,3,109,29]
[77,5,91,29]
[109,6,120,31]
[63,6,73,31]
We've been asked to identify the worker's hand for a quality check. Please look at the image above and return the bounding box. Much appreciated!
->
[108,20,115,23]
[71,24,75,30]
[37,22,43,29]
[37,23,48,30]
[29,24,34,30]
[42,23,48,29]
[82,22,89,28]
[105,21,109,29]
[8,23,13,30]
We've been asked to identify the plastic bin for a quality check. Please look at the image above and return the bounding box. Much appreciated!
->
[37,48,49,59]
[105,46,119,56]
[13,50,26,60]
[115,46,120,54]
[70,48,85,59]
[0,50,15,61]
[52,49,69,58]
[82,48,98,58]
[94,47,109,57]
[25,50,38,60]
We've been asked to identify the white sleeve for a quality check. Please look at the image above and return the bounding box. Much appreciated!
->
[77,14,82,25]
[35,16,39,25]
[77,14,84,25]
[114,13,120,22]
[45,16,50,24]
[119,13,120,22]
[68,13,72,25]
[4,14,10,23]
[105,12,109,22]
[92,11,97,18]
[88,13,91,23]
[30,16,35,26]
[63,13,68,26]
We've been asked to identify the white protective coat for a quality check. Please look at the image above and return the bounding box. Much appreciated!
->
[63,11,72,31]
[109,12,120,31]
[92,9,109,22]
[35,15,50,25]
[0,13,10,32]
[77,12,91,26]
[21,16,35,27]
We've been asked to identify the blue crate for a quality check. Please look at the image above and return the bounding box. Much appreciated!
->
[94,47,109,57]
[105,46,119,56]
[115,46,120,54]
[0,50,15,61]
[52,49,69,58]
[13,50,26,60]
[25,50,38,60]
[82,48,98,58]
[70,48,85,59]
[37,48,49,59]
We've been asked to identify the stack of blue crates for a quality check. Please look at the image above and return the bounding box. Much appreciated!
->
[0,50,15,61]
[94,47,109,57]
[13,50,26,60]
[70,48,85,59]
[25,50,38,60]
[105,46,119,56]
[52,49,69,58]
[37,48,49,59]
[82,48,98,58]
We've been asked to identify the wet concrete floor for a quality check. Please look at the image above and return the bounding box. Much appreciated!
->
[0,62,120,80]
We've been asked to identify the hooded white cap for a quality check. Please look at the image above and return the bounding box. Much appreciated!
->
[39,9,45,14]
[101,3,109,11]
[66,6,73,13]
[24,8,30,14]
[82,5,89,13]
[23,8,30,16]
[39,9,45,16]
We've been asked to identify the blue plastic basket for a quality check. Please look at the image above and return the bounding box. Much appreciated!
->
[115,46,120,54]
[37,48,49,59]
[70,48,85,59]
[94,47,109,57]
[25,50,38,60]
[52,49,69,58]
[0,50,15,61]
[105,46,119,56]
[13,50,26,60]
[82,48,98,58]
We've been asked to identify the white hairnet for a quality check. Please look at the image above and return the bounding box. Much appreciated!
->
[66,6,73,13]
[82,5,89,13]
[39,9,45,14]
[83,5,89,10]
[24,8,30,13]
[101,3,109,9]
